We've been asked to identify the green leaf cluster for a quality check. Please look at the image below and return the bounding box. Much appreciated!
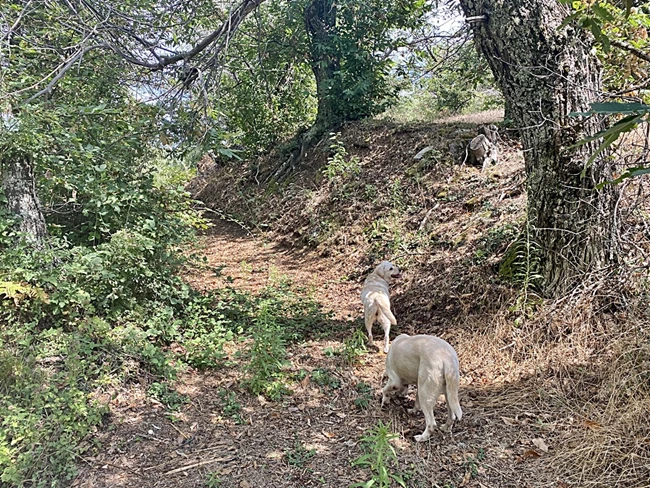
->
[559,1,650,93]
[570,101,650,185]
[210,0,431,153]
[320,0,431,122]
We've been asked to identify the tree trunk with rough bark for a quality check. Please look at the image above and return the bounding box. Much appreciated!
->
[305,0,342,132]
[267,0,341,182]
[1,153,47,244]
[459,0,619,296]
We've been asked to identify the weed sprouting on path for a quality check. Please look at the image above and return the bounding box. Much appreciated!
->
[351,420,407,488]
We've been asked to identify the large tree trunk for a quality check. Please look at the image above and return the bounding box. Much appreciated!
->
[459,0,619,296]
[305,0,342,132]
[1,153,47,244]
[267,0,341,182]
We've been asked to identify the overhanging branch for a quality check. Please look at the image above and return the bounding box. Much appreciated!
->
[24,43,108,104]
[15,0,267,103]
[98,0,267,70]
[610,39,650,64]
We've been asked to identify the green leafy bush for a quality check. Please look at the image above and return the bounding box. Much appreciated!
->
[323,133,362,181]
[148,381,189,411]
[244,300,291,399]
[0,329,108,486]
[311,368,341,389]
[0,161,212,486]
[354,381,374,409]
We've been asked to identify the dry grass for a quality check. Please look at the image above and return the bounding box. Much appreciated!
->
[448,275,650,488]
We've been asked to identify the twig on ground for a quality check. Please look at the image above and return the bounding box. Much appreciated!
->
[163,456,236,475]
[169,422,190,439]
[81,457,143,477]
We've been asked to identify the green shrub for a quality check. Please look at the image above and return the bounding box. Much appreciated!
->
[255,282,332,341]
[354,382,374,409]
[0,337,107,486]
[340,329,368,365]
[351,421,406,488]
[243,300,290,400]
[217,389,244,424]
[311,368,341,389]
[323,133,361,182]
[148,382,189,411]
[0,162,208,486]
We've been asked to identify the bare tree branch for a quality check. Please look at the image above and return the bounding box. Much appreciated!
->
[4,0,267,103]
[24,43,108,104]
[1,0,36,42]
[610,38,650,64]
[81,0,267,70]
[614,77,650,96]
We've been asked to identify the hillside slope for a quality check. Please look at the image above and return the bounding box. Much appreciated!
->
[195,111,525,324]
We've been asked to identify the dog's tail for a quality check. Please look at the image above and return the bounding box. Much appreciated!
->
[444,364,463,422]
[376,300,397,326]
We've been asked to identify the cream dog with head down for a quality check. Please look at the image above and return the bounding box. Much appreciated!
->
[360,261,401,353]
[381,334,462,442]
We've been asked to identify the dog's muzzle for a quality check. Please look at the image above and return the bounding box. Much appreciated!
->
[391,273,402,279]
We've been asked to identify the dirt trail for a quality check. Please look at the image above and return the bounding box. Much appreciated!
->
[73,220,382,488]
[184,218,360,321]
[73,219,547,488]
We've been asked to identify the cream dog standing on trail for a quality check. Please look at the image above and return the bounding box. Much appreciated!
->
[360,261,401,353]
[381,334,462,442]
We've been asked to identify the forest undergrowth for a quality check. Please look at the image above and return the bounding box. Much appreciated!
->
[190,112,650,488]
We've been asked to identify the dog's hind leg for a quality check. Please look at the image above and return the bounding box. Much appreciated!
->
[414,396,436,442]
[440,368,463,432]
[377,312,392,353]
[364,304,377,348]
[414,380,443,442]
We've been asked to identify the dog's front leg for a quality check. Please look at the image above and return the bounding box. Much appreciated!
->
[381,377,401,407]
[381,388,393,408]
[380,383,390,407]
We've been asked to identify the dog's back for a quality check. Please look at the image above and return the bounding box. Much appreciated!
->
[361,271,390,301]
[361,276,392,317]
[387,334,462,421]
[360,266,398,353]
